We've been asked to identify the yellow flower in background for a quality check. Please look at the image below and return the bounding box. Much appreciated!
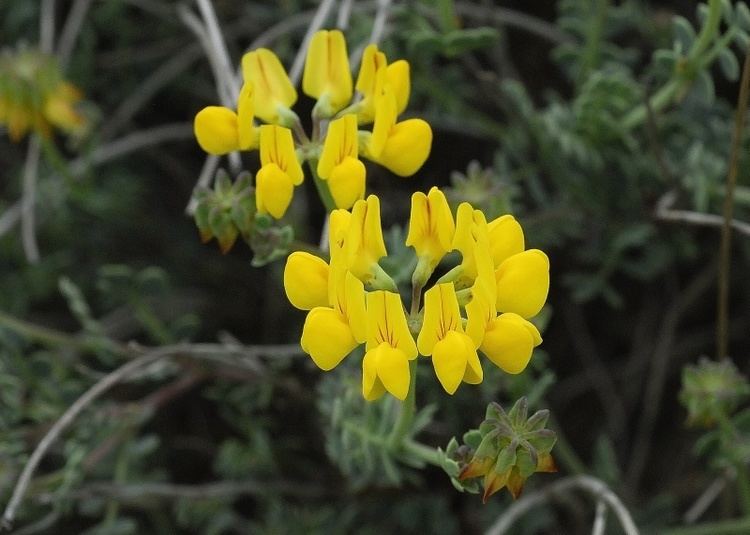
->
[417,283,483,394]
[362,291,418,400]
[317,114,366,209]
[255,124,303,219]
[301,271,367,370]
[194,82,257,155]
[0,49,87,142]
[303,29,353,116]
[241,48,297,124]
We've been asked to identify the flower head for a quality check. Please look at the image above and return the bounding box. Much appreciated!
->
[194,81,257,155]
[406,186,455,278]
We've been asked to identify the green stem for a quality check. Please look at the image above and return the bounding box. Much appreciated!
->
[689,0,723,60]
[402,439,442,467]
[388,360,418,450]
[661,517,750,535]
[622,0,723,132]
[306,159,337,213]
[718,52,750,360]
[0,309,86,350]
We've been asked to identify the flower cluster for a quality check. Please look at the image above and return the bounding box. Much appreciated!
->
[0,48,86,142]
[193,30,433,218]
[284,187,550,400]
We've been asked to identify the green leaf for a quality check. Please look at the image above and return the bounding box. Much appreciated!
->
[718,48,740,81]
[672,16,696,52]
[738,3,750,31]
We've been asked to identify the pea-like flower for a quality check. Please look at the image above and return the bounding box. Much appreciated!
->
[194,82,256,155]
[362,291,418,400]
[406,186,455,283]
[355,44,410,124]
[317,114,366,209]
[255,124,304,219]
[303,29,353,117]
[241,48,297,124]
[417,283,483,394]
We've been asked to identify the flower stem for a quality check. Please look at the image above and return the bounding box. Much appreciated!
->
[388,360,417,450]
[403,439,442,467]
[306,159,337,213]
[717,52,750,360]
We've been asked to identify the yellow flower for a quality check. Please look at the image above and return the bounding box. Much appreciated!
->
[417,283,483,394]
[366,88,432,177]
[255,124,304,219]
[406,187,455,270]
[341,196,388,284]
[480,313,542,374]
[317,114,366,209]
[354,44,410,124]
[487,215,524,268]
[451,203,495,289]
[362,291,418,400]
[241,48,297,124]
[495,249,550,319]
[0,50,87,142]
[194,81,257,155]
[303,30,352,116]
[283,252,330,310]
[301,271,367,370]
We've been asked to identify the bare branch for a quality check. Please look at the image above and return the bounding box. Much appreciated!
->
[57,0,94,67]
[485,475,639,535]
[21,137,42,263]
[655,191,750,237]
[39,0,56,54]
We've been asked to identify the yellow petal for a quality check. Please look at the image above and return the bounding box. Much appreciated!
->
[465,280,496,347]
[284,252,329,310]
[237,81,257,150]
[405,187,455,265]
[480,313,541,374]
[329,208,352,257]
[464,345,484,384]
[193,106,239,155]
[259,124,304,185]
[318,114,358,178]
[302,30,352,113]
[432,331,475,394]
[386,60,410,115]
[241,48,297,124]
[488,215,525,268]
[368,89,397,158]
[417,283,462,356]
[328,157,366,209]
[374,118,432,177]
[362,346,387,401]
[344,271,367,343]
[375,342,411,400]
[366,291,418,359]
[355,44,387,123]
[495,249,550,318]
[344,196,387,281]
[301,307,358,370]
[255,163,294,219]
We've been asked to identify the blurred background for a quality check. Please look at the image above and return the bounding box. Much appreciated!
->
[1,0,749,533]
